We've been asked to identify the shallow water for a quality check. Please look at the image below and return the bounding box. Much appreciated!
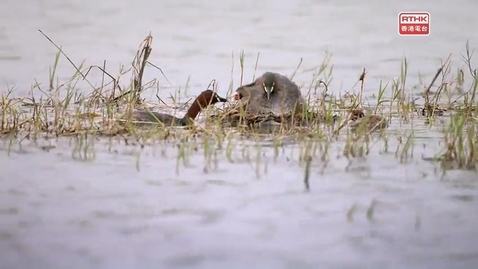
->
[1,135,478,269]
[1,0,478,268]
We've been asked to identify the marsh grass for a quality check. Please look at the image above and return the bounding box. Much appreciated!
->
[1,33,478,176]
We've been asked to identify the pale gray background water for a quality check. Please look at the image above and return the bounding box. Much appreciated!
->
[1,0,478,268]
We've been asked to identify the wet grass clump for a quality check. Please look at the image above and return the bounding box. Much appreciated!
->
[1,33,478,179]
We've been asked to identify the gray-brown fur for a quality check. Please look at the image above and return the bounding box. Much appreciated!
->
[235,72,306,117]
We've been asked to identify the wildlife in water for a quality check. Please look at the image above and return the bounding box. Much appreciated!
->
[124,90,228,126]
[348,109,388,131]
[234,72,306,117]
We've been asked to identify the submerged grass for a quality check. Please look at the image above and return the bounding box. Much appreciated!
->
[1,33,478,179]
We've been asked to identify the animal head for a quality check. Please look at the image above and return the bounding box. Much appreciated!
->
[197,90,228,106]
[350,109,365,121]
[234,89,244,101]
[260,73,276,100]
[234,87,252,101]
[234,92,242,100]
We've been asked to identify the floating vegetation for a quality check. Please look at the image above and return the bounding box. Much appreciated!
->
[1,32,477,183]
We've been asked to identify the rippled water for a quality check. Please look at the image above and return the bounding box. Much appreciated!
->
[1,0,478,268]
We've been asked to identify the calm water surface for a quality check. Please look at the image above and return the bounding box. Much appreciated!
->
[1,0,478,268]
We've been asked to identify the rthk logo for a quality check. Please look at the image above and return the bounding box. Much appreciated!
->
[398,12,430,36]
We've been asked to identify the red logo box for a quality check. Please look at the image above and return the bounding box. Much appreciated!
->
[398,12,430,36]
